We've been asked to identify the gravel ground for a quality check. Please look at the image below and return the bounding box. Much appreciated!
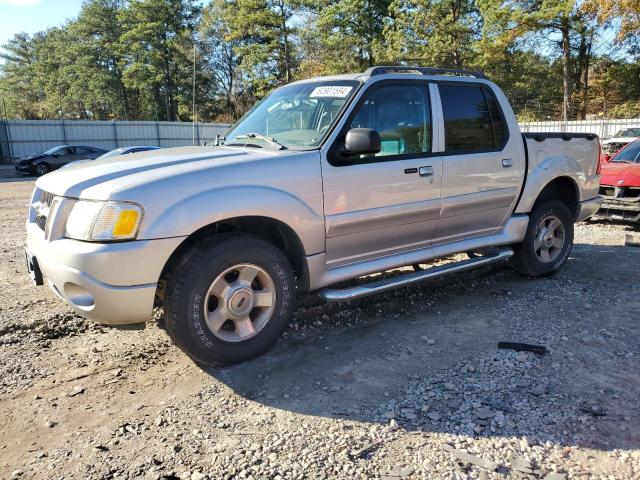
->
[1,166,639,480]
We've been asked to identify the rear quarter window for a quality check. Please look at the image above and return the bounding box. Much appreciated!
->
[439,84,507,154]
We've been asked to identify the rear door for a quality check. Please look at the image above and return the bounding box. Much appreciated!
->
[434,82,524,244]
[321,81,443,267]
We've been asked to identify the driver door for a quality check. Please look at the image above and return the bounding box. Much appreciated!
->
[321,82,442,267]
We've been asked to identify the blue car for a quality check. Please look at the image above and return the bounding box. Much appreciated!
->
[97,146,161,160]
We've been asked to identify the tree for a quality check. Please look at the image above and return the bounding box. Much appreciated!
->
[0,33,45,119]
[119,0,200,121]
[201,0,243,120]
[222,0,299,97]
[587,0,640,56]
[73,0,136,120]
[310,0,390,72]
[385,0,481,68]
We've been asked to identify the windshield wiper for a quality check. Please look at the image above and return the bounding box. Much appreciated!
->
[232,133,287,150]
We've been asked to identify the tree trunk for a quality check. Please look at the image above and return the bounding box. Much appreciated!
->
[114,65,130,121]
[581,37,592,119]
[279,2,292,83]
[164,57,174,121]
[561,17,571,122]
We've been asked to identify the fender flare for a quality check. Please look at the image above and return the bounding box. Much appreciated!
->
[514,156,581,214]
[138,185,325,255]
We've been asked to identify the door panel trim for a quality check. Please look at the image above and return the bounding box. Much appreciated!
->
[440,187,518,218]
[326,219,436,267]
[306,214,530,290]
[326,197,441,237]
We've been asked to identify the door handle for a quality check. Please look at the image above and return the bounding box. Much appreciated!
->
[502,158,513,168]
[419,166,434,177]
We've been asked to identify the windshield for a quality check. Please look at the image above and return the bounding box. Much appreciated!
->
[612,142,640,163]
[43,146,65,155]
[614,128,640,138]
[224,80,360,149]
[97,148,128,160]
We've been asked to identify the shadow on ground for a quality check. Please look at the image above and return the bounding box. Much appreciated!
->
[203,242,640,452]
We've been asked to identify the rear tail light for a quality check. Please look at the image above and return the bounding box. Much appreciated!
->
[596,139,602,175]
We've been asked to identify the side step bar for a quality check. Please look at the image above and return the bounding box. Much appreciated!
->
[318,247,514,302]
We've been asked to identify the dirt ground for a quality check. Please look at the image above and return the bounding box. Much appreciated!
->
[1,166,639,480]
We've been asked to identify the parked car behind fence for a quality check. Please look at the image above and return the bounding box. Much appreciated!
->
[15,145,107,176]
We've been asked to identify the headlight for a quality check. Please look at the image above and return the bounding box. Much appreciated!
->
[65,200,143,241]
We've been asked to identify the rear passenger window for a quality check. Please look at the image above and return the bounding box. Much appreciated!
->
[439,84,506,153]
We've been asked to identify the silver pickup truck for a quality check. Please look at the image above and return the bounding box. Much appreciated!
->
[25,66,602,365]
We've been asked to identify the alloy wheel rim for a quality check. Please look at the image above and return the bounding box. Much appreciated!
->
[533,215,565,263]
[204,263,276,343]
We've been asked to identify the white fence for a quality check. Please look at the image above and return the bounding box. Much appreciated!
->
[0,120,231,163]
[518,118,640,139]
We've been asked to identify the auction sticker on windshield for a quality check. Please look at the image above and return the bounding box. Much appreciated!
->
[309,86,353,98]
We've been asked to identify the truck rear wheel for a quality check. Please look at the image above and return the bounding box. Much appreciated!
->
[511,200,574,277]
[163,234,296,365]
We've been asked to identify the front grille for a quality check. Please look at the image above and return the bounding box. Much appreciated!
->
[624,188,640,198]
[34,190,54,231]
[600,186,616,197]
[600,186,640,199]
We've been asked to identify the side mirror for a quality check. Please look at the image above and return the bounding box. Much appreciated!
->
[51,152,61,157]
[344,128,381,155]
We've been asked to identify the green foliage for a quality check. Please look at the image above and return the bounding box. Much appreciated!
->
[221,0,299,97]
[0,0,638,121]
[385,0,481,68]
[312,0,391,71]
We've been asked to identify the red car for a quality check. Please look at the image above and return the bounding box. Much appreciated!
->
[598,140,640,222]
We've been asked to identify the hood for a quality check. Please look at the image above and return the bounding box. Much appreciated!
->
[600,161,640,187]
[35,145,283,199]
[23,153,45,162]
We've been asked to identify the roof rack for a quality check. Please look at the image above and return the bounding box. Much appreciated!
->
[363,65,487,80]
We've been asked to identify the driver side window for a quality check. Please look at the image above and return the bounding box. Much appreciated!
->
[349,84,431,158]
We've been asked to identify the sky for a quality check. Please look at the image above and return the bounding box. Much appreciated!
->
[0,0,85,48]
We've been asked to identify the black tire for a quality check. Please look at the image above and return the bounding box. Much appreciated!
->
[35,163,49,176]
[163,234,296,366]
[511,200,574,277]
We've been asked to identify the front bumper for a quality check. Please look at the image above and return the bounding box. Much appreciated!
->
[575,196,603,222]
[26,199,186,325]
[15,164,35,175]
[596,195,640,223]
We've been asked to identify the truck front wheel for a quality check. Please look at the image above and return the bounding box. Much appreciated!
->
[511,200,574,277]
[163,234,296,365]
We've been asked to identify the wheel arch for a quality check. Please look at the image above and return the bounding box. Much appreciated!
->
[156,215,310,303]
[515,163,581,219]
[532,176,579,217]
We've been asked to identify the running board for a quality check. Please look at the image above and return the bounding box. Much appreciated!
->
[318,247,514,302]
